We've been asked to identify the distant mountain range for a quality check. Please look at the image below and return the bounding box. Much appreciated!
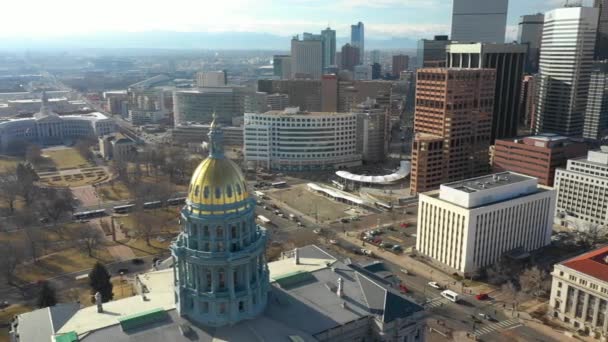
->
[1,31,418,51]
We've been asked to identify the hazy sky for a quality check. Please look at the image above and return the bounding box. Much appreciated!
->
[0,0,593,40]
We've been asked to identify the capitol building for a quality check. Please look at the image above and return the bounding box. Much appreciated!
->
[0,93,115,153]
[10,117,425,342]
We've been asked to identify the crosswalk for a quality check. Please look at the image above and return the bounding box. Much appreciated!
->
[424,297,447,309]
[473,318,521,337]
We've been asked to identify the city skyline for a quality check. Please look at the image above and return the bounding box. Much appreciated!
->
[0,0,595,44]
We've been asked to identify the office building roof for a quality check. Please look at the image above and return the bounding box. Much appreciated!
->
[561,245,608,283]
[443,172,533,193]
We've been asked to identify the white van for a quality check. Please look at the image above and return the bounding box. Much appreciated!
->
[440,290,459,303]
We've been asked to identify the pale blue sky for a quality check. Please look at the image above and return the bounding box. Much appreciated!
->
[0,0,594,40]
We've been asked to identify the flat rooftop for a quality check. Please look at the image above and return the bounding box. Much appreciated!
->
[443,172,532,193]
[259,109,353,117]
[436,172,545,209]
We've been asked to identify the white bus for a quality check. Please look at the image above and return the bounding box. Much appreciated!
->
[440,290,459,303]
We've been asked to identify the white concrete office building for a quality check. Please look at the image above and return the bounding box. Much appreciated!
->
[244,108,361,171]
[417,172,555,275]
[291,37,323,80]
[554,148,608,228]
[196,71,226,88]
[451,0,508,43]
[535,6,599,137]
[549,245,608,339]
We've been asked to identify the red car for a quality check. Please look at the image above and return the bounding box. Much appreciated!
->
[476,293,489,300]
[398,284,409,293]
[400,222,409,228]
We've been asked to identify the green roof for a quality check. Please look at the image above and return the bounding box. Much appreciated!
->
[54,331,78,342]
[273,271,314,288]
[118,307,167,331]
[288,336,306,342]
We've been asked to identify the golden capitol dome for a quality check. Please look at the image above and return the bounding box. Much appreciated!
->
[186,116,248,207]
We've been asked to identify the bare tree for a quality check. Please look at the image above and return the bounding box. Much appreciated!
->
[77,225,104,257]
[485,260,512,285]
[0,240,24,286]
[519,266,550,298]
[15,162,38,205]
[575,222,608,247]
[501,281,522,312]
[132,210,159,246]
[25,144,43,165]
[0,169,20,213]
[12,211,45,262]
[36,188,75,225]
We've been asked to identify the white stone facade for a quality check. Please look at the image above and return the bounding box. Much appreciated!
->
[416,172,555,275]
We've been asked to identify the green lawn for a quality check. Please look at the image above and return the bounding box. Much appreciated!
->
[42,148,91,170]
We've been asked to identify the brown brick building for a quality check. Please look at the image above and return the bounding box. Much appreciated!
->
[493,134,588,186]
[410,68,496,194]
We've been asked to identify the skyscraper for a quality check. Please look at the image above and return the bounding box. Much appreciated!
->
[583,61,608,140]
[273,55,291,79]
[518,14,545,73]
[595,0,608,60]
[341,43,361,72]
[392,55,409,77]
[411,68,496,194]
[451,0,508,43]
[351,22,365,61]
[370,50,381,64]
[417,36,450,68]
[447,42,527,141]
[291,36,323,79]
[535,7,599,137]
[321,27,336,71]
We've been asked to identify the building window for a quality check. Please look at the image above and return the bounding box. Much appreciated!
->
[558,282,562,288]
[202,301,209,313]
[219,302,226,315]
[239,301,245,312]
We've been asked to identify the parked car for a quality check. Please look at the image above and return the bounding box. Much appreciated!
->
[392,245,403,252]
[361,249,374,257]
[131,258,144,265]
[428,281,441,289]
[476,293,489,301]
[478,313,492,321]
[340,218,350,223]
[380,242,393,249]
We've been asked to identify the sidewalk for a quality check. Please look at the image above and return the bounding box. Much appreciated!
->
[340,232,457,289]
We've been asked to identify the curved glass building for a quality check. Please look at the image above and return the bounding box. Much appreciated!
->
[170,116,269,326]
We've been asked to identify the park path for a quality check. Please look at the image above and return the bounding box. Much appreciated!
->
[71,185,99,207]
[89,217,136,261]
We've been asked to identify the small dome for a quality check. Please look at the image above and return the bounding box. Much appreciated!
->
[187,157,248,206]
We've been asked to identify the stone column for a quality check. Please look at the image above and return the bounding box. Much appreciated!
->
[245,263,251,290]
[582,292,590,321]
[592,295,600,328]
[571,288,579,316]
[228,267,236,299]
[211,267,218,292]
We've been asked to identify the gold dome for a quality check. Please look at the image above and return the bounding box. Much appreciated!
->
[187,157,248,207]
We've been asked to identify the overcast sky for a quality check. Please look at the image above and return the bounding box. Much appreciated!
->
[0,0,594,40]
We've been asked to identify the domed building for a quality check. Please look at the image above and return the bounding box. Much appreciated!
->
[170,116,269,326]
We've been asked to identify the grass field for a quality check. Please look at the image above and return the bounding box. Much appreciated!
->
[15,246,114,284]
[0,157,20,173]
[270,184,352,222]
[120,238,172,257]
[96,181,132,201]
[42,148,91,170]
